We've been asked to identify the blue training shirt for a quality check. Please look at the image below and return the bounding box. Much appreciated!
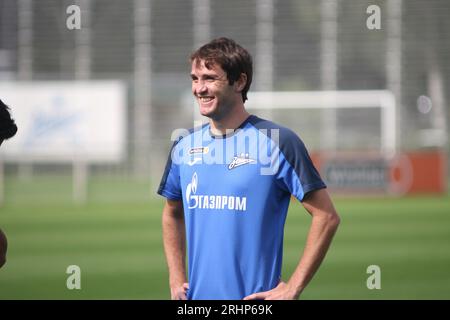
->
[157,115,326,300]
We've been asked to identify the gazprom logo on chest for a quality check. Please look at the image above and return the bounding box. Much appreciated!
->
[186,172,247,211]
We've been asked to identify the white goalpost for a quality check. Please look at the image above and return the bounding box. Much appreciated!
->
[245,90,397,157]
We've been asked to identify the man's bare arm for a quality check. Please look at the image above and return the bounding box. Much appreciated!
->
[162,199,188,299]
[244,188,340,300]
[285,188,340,297]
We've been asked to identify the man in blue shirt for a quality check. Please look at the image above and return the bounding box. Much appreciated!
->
[158,38,340,300]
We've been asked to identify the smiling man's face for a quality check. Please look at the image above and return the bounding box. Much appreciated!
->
[191,59,242,121]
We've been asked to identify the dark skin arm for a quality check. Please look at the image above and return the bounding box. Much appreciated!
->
[0,228,7,268]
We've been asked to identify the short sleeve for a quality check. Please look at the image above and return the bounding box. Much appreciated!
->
[157,141,182,200]
[275,129,326,201]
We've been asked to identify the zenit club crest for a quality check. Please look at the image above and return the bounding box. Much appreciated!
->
[228,153,256,170]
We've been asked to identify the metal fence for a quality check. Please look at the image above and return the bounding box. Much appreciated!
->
[0,0,449,194]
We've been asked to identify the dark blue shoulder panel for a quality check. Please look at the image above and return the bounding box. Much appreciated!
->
[247,115,326,196]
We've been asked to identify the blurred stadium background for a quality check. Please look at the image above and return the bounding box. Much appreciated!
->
[0,0,449,299]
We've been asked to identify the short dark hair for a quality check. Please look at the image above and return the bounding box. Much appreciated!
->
[191,37,253,102]
[0,99,18,141]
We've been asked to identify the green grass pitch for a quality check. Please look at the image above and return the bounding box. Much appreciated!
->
[0,176,449,299]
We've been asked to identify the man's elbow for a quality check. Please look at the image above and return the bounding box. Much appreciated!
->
[327,210,341,230]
